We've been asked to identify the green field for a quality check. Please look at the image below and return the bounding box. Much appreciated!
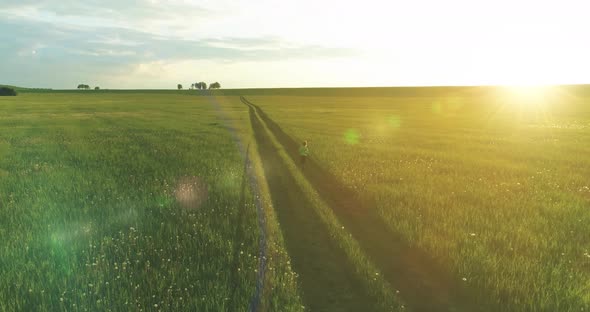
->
[243,86,590,311]
[0,93,301,311]
[1,87,589,311]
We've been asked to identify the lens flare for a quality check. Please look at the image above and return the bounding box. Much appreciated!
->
[175,176,208,210]
[344,129,360,145]
[432,101,442,114]
[388,115,401,128]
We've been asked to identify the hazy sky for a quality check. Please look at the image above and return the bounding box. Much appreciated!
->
[1,0,589,89]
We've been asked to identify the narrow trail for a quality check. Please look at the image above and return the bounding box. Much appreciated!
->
[241,96,482,312]
[245,100,381,311]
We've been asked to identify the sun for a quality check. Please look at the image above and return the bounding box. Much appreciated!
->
[500,85,556,107]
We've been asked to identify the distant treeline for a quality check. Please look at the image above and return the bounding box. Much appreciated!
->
[178,82,221,90]
[0,84,53,94]
[77,84,101,90]
[0,87,17,96]
[4,84,590,97]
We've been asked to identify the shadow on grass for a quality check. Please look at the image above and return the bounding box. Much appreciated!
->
[247,103,380,311]
[230,143,250,310]
[242,96,483,312]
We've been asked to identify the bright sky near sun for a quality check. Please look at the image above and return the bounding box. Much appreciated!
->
[1,0,589,89]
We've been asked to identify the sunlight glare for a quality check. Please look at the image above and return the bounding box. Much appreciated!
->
[500,85,555,107]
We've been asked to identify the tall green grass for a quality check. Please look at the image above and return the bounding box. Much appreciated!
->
[0,93,265,311]
[248,87,590,311]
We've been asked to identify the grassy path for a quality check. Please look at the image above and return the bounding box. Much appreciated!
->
[245,99,381,311]
[243,97,480,312]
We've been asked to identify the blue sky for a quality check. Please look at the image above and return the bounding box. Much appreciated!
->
[1,0,589,89]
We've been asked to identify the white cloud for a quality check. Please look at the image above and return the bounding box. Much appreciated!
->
[1,0,590,88]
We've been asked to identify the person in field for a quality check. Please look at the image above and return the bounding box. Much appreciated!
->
[299,140,309,169]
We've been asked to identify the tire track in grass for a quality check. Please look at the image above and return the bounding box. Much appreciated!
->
[205,93,267,312]
[242,96,480,312]
[230,144,253,310]
[245,99,381,311]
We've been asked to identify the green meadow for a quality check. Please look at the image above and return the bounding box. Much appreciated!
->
[245,86,590,311]
[1,87,589,311]
[0,92,301,311]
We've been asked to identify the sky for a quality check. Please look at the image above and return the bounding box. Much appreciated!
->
[1,0,589,89]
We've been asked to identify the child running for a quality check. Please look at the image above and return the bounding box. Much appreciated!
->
[299,140,309,169]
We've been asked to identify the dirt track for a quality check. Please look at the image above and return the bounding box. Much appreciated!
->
[245,99,379,311]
